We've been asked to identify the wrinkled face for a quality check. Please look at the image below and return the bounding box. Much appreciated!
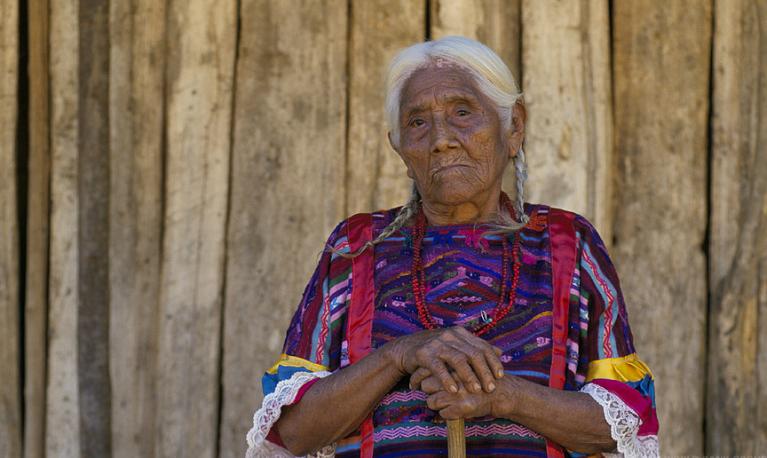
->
[391,65,517,206]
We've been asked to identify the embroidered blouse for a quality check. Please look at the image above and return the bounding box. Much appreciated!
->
[246,204,659,457]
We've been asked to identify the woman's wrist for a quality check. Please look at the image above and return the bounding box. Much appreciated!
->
[380,337,410,377]
[489,375,525,419]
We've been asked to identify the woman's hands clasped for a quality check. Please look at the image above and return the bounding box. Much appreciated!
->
[388,326,505,396]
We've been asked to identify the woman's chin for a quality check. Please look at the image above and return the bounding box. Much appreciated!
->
[431,187,484,207]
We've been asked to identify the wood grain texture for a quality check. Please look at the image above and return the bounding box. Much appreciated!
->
[431,0,521,80]
[155,0,236,455]
[218,1,348,456]
[346,0,424,215]
[612,1,711,455]
[77,0,112,454]
[0,0,20,455]
[47,0,81,455]
[522,0,613,240]
[108,0,166,456]
[431,0,523,207]
[707,0,767,453]
[24,0,50,456]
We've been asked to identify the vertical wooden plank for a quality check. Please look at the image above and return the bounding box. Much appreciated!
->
[219,1,348,456]
[25,0,51,456]
[108,0,166,456]
[521,0,613,240]
[431,0,523,211]
[431,0,521,80]
[77,0,111,454]
[0,0,20,455]
[155,0,236,455]
[707,0,767,453]
[346,0,424,215]
[47,0,81,454]
[612,1,711,455]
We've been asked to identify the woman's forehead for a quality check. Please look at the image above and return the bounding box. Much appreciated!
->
[400,66,482,112]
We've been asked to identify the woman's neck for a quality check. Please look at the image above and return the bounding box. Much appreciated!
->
[420,188,503,226]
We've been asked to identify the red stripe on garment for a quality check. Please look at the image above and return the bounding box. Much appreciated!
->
[346,213,376,458]
[546,208,577,458]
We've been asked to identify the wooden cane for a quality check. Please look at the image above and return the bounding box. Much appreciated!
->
[446,418,466,458]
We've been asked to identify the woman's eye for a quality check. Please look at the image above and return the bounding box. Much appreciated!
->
[409,118,425,127]
[456,109,470,116]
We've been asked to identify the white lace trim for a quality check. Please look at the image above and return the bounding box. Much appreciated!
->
[245,370,335,458]
[581,383,659,458]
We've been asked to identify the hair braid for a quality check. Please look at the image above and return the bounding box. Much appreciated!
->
[513,147,530,225]
[329,183,421,258]
[370,182,421,248]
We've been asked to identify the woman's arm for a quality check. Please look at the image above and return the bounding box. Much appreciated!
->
[276,326,505,456]
[493,375,616,453]
[275,341,403,456]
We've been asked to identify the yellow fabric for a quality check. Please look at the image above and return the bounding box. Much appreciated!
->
[266,353,329,374]
[586,353,653,383]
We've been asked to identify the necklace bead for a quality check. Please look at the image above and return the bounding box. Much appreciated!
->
[410,193,522,336]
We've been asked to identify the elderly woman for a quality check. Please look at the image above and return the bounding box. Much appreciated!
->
[246,37,658,458]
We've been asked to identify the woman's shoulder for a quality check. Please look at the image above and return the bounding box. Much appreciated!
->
[321,207,403,251]
[526,203,607,245]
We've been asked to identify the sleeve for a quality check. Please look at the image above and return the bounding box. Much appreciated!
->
[572,216,659,458]
[246,219,354,458]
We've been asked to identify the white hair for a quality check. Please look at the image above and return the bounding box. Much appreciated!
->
[385,35,522,146]
[333,37,529,259]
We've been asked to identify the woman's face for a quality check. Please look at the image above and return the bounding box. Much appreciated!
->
[391,65,523,207]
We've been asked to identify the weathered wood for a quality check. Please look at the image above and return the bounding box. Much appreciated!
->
[0,0,20,455]
[24,0,51,457]
[346,0,424,215]
[77,0,112,454]
[155,0,236,455]
[431,0,520,80]
[218,1,348,456]
[431,0,523,210]
[707,0,767,453]
[612,1,711,455]
[108,0,166,456]
[521,0,613,240]
[47,0,81,455]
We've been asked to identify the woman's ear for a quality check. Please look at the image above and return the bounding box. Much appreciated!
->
[387,131,398,153]
[507,99,526,159]
[388,131,415,179]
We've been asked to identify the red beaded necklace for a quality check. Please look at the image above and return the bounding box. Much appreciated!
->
[411,193,522,336]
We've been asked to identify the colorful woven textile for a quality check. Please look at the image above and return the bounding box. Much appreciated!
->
[259,204,658,457]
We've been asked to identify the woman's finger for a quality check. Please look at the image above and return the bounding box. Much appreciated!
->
[409,367,431,390]
[426,391,450,411]
[484,346,505,379]
[426,358,459,393]
[450,334,503,390]
[439,405,462,420]
[462,344,498,393]
[441,349,482,393]
[419,375,443,394]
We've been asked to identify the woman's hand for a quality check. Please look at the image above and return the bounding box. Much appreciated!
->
[414,372,510,420]
[386,326,504,394]
[425,380,495,420]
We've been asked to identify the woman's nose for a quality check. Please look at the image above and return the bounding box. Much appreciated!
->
[430,116,457,153]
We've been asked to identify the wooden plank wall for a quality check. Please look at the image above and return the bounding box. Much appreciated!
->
[0,0,20,456]
[25,0,51,457]
[708,0,767,453]
[612,2,711,455]
[4,0,766,456]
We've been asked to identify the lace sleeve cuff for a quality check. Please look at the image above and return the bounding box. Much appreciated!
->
[580,382,659,458]
[246,370,335,458]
